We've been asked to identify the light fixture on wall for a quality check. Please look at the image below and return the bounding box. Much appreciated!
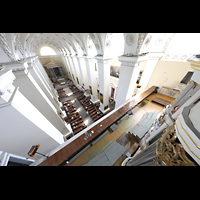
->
[27,144,49,158]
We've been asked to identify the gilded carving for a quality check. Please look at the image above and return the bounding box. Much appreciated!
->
[154,125,196,166]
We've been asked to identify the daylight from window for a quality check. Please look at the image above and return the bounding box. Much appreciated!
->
[40,46,57,56]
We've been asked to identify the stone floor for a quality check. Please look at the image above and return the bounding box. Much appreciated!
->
[56,83,94,128]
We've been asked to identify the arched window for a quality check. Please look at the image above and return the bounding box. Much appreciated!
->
[40,46,57,56]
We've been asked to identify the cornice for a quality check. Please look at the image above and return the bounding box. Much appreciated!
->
[147,52,164,60]
[95,55,112,64]
[118,54,147,67]
[0,69,16,95]
[0,61,28,72]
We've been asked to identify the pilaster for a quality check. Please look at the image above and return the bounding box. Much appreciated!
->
[95,55,112,113]
[72,55,83,86]
[137,52,163,93]
[0,69,64,160]
[83,55,99,103]
[115,54,147,109]
[4,61,71,137]
[27,62,62,113]
[77,56,89,90]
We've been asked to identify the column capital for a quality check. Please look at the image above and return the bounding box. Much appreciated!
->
[118,54,147,67]
[83,55,96,62]
[95,55,112,64]
[0,60,29,73]
[24,56,38,63]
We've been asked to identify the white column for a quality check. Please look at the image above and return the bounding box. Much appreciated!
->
[95,56,111,113]
[84,56,99,104]
[27,62,62,113]
[0,69,63,160]
[33,58,60,103]
[115,55,146,109]
[78,56,89,90]
[5,62,71,136]
[72,56,83,86]
[64,55,74,80]
[68,55,78,85]
[61,55,71,79]
[75,56,84,87]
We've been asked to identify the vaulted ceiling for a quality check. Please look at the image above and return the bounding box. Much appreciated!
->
[0,33,179,63]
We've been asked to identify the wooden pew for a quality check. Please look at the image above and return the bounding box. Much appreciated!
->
[73,125,87,134]
[90,111,100,117]
[71,119,83,126]
[63,100,72,105]
[70,116,82,124]
[68,112,79,117]
[85,104,94,109]
[69,113,80,120]
[72,122,85,130]
[88,108,96,114]
[67,110,77,116]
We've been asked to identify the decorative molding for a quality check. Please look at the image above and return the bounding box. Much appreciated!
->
[95,55,112,63]
[161,53,192,62]
[118,54,147,67]
[0,34,16,61]
[0,69,16,95]
[137,33,148,54]
[15,35,26,58]
[162,33,175,52]
[126,34,134,46]
[83,55,95,62]
[0,61,28,73]
[147,52,164,60]
[155,125,196,166]
[105,40,111,48]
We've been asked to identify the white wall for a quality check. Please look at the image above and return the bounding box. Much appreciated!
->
[146,60,193,89]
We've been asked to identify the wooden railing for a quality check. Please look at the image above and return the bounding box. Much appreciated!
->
[38,86,156,166]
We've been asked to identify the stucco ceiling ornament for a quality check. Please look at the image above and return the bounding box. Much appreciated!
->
[137,33,148,54]
[106,40,111,48]
[126,34,134,46]
[155,38,163,46]
[144,34,152,48]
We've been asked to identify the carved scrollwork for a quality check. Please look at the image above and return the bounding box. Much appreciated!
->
[126,34,134,46]
[0,34,16,61]
[154,125,197,166]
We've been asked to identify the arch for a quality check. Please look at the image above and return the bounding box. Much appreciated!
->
[40,46,57,56]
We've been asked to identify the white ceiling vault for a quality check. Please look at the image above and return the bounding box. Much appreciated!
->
[0,33,183,63]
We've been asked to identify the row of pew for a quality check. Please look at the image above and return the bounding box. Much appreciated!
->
[57,88,68,101]
[77,95,104,122]
[69,85,82,95]
[63,99,87,135]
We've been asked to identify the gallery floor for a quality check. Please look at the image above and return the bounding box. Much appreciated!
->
[67,93,175,166]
